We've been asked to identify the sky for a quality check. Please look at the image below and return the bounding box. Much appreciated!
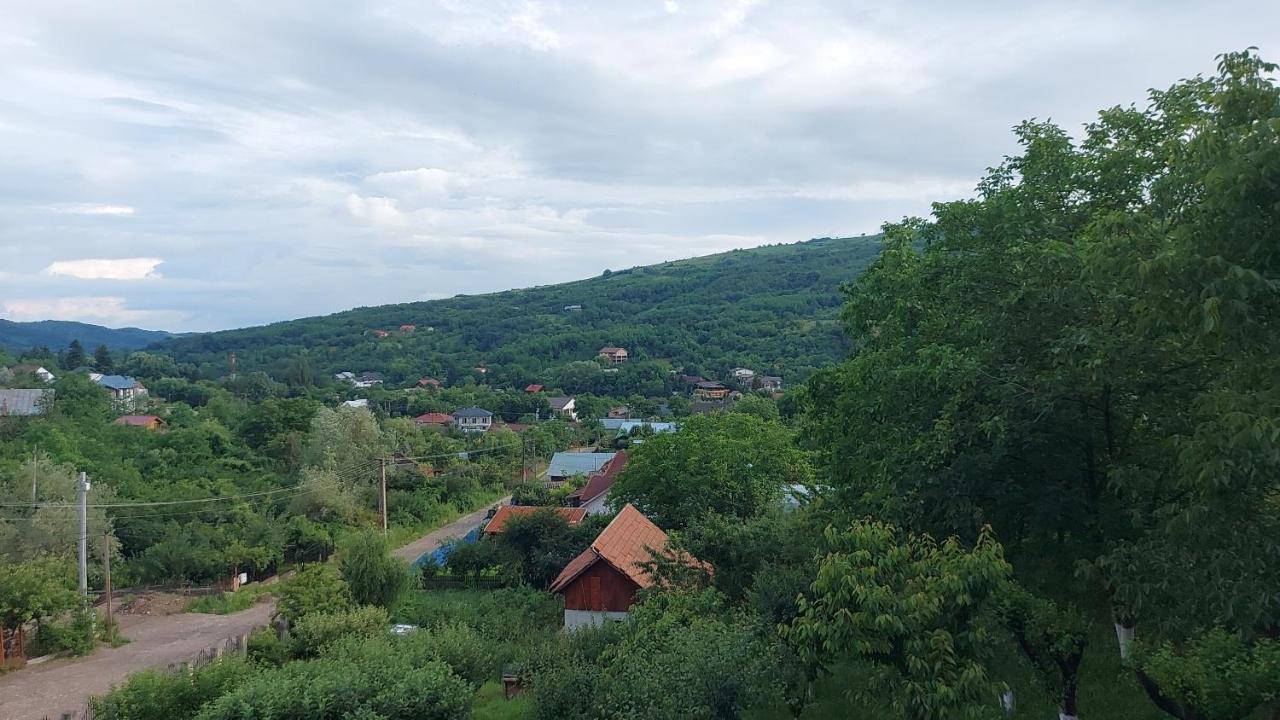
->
[0,1,1276,332]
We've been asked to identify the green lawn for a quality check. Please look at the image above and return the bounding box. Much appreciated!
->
[472,681,532,720]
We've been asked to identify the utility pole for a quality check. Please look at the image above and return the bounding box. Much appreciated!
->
[521,438,529,483]
[78,472,89,596]
[102,533,113,642]
[30,448,37,505]
[379,458,388,534]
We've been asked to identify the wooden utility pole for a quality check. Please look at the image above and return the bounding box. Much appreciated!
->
[102,533,113,642]
[379,458,388,534]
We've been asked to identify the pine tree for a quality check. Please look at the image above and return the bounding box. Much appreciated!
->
[92,344,114,373]
[63,340,86,370]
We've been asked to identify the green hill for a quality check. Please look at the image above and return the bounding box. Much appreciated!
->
[157,235,883,389]
[0,319,173,353]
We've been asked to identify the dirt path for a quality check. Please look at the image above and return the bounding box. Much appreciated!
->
[0,600,274,720]
[393,496,509,562]
[0,500,508,719]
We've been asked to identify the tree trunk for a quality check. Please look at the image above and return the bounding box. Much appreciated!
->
[1115,621,1135,660]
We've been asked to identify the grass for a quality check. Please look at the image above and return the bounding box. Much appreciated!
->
[472,681,532,720]
[186,584,272,615]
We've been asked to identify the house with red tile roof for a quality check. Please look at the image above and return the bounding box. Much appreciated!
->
[524,383,544,393]
[484,506,587,535]
[566,451,628,515]
[597,346,629,364]
[414,412,454,427]
[417,377,442,389]
[549,504,704,630]
[112,414,166,431]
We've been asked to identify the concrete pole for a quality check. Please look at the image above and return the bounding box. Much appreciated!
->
[78,472,89,597]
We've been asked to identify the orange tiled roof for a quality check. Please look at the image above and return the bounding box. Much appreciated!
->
[113,415,163,427]
[550,504,694,592]
[484,505,587,534]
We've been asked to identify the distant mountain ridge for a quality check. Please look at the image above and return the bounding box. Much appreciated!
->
[0,318,174,352]
[157,235,885,386]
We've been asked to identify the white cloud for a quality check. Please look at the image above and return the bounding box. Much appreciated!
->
[44,258,164,280]
[1,296,185,328]
[345,194,404,227]
[49,203,136,216]
[664,1,679,14]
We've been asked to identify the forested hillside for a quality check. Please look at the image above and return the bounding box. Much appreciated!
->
[0,319,172,353]
[155,236,882,386]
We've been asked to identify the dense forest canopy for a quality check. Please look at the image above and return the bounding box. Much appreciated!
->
[152,236,883,387]
[0,319,173,354]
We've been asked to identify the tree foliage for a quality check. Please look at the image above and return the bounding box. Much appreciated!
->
[787,521,1011,720]
[611,413,813,529]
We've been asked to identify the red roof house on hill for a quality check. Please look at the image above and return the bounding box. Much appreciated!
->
[549,504,704,630]
[484,506,587,535]
[112,415,166,431]
[566,451,628,515]
[414,412,454,426]
[525,383,544,393]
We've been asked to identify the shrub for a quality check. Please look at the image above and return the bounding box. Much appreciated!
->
[195,646,471,720]
[395,588,562,640]
[400,622,498,688]
[91,657,259,720]
[276,564,352,622]
[338,530,410,610]
[246,628,289,666]
[291,605,389,658]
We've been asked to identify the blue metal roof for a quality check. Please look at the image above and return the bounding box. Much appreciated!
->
[95,375,140,391]
[452,407,493,418]
[545,451,616,478]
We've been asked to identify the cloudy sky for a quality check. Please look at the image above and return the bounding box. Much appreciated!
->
[0,1,1275,331]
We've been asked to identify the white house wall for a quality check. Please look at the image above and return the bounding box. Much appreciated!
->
[563,609,630,631]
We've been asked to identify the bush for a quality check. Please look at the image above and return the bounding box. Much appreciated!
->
[246,628,289,666]
[400,622,498,688]
[338,530,411,610]
[30,605,96,657]
[276,564,352,622]
[395,588,562,640]
[291,605,389,658]
[91,657,259,720]
[195,644,471,720]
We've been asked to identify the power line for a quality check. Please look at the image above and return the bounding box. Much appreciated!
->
[0,459,380,509]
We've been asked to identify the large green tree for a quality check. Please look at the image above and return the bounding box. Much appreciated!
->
[801,51,1280,663]
[611,412,813,529]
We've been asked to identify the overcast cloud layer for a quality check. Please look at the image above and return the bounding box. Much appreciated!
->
[0,1,1276,331]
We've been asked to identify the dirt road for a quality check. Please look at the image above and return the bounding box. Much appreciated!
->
[0,501,507,719]
[393,496,509,562]
[0,600,274,720]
